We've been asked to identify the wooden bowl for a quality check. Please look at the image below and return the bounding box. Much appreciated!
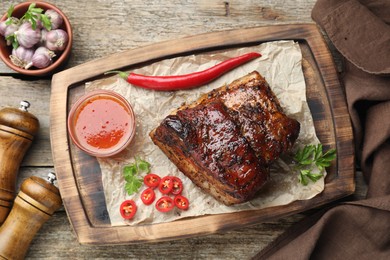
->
[0,1,72,76]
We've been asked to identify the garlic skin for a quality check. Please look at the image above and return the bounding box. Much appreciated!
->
[30,53,52,69]
[45,9,63,30]
[0,17,20,36]
[34,46,56,58]
[4,23,19,37]
[1,18,20,46]
[38,29,48,46]
[9,46,34,68]
[0,21,7,36]
[24,46,55,69]
[15,22,41,49]
[4,23,20,46]
[45,29,68,51]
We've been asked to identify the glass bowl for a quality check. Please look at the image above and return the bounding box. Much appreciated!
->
[67,90,136,158]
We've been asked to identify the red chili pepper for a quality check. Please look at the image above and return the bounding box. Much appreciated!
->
[155,196,174,212]
[141,188,156,205]
[171,176,183,195]
[106,52,261,91]
[144,173,161,189]
[174,195,189,211]
[159,176,174,194]
[119,200,137,220]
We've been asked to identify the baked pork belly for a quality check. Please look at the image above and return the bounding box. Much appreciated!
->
[203,71,301,164]
[150,71,300,205]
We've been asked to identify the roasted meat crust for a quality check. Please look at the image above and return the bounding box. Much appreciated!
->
[203,71,301,164]
[150,71,300,205]
[152,100,269,205]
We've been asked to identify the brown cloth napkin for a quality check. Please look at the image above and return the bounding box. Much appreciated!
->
[254,0,390,259]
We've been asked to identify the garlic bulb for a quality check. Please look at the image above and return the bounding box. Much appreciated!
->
[4,24,20,46]
[15,22,41,49]
[24,47,55,69]
[0,17,19,36]
[34,46,56,58]
[45,9,63,30]
[9,46,34,68]
[45,29,68,51]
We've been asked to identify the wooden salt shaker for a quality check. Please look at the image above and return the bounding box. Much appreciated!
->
[0,173,62,260]
[0,101,39,224]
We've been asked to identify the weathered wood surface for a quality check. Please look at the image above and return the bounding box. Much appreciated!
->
[0,0,366,258]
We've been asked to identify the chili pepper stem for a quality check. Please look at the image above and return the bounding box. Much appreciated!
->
[104,70,129,80]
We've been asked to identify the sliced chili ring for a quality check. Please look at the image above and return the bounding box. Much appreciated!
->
[158,176,173,194]
[155,196,174,213]
[171,176,183,195]
[141,188,156,205]
[144,173,161,189]
[174,195,189,210]
[119,200,137,220]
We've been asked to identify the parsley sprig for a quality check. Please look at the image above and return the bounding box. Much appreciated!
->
[5,3,52,49]
[19,3,51,30]
[6,5,14,20]
[293,144,336,185]
[123,157,151,195]
[6,4,51,30]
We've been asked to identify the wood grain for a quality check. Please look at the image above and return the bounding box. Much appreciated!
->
[0,77,52,166]
[21,168,366,259]
[0,0,365,258]
[0,0,317,74]
[50,24,354,245]
[0,176,62,259]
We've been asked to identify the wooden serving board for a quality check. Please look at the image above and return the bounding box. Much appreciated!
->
[50,24,355,245]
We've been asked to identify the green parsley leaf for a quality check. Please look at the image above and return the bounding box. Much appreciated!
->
[5,34,18,49]
[123,165,137,178]
[123,157,151,195]
[7,5,14,19]
[298,170,324,186]
[40,14,51,31]
[19,3,52,30]
[294,145,315,165]
[293,144,336,185]
[298,170,310,186]
[306,172,324,182]
[137,158,151,173]
[316,148,336,170]
[124,178,143,195]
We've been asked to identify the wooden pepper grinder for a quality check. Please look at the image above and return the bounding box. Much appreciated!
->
[0,101,39,224]
[0,172,62,260]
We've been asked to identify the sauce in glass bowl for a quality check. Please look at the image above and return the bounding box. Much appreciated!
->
[68,90,136,157]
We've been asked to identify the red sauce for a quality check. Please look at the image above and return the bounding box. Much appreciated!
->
[73,94,134,154]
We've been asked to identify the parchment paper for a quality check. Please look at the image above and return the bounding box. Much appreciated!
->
[85,41,324,226]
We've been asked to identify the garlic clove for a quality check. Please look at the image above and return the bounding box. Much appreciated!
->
[34,46,56,59]
[10,46,35,68]
[24,46,55,69]
[0,17,20,36]
[45,9,63,30]
[32,53,52,68]
[15,22,41,49]
[25,53,52,69]
[45,29,68,52]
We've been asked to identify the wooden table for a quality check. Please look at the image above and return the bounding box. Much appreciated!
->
[0,0,366,258]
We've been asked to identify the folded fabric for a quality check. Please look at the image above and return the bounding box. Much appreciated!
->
[254,0,390,259]
[312,0,390,75]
